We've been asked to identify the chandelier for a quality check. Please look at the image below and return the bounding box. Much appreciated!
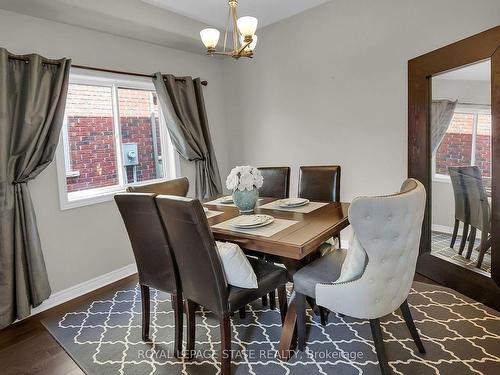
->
[200,0,258,59]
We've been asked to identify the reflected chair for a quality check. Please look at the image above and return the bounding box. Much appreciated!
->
[449,167,470,253]
[258,167,290,199]
[114,193,183,356]
[155,195,288,375]
[293,179,427,375]
[459,166,491,268]
[127,176,189,197]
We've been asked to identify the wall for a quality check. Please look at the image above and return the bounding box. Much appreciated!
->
[222,0,500,238]
[0,9,230,294]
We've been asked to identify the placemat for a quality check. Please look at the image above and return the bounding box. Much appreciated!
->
[205,210,224,219]
[212,217,298,237]
[259,200,328,213]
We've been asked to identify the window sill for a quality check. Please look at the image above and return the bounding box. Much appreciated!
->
[432,174,451,184]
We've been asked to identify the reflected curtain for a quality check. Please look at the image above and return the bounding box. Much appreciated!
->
[153,73,222,199]
[431,99,458,154]
[0,48,71,328]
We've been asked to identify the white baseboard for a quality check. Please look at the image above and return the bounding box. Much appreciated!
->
[29,263,137,318]
[341,239,349,249]
[432,224,455,235]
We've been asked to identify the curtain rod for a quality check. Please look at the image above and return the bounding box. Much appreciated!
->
[7,56,208,86]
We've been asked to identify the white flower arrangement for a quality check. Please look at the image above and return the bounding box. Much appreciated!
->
[226,166,264,192]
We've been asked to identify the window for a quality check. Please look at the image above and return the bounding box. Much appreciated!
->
[433,105,492,180]
[56,68,178,209]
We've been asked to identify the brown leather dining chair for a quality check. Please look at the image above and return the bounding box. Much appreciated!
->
[258,167,290,199]
[155,195,288,375]
[126,176,189,197]
[256,166,290,310]
[114,193,183,357]
[298,165,341,203]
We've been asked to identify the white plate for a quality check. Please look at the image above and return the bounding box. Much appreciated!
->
[277,198,309,208]
[230,214,274,228]
[220,195,234,204]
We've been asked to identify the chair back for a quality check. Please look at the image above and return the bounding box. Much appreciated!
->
[114,193,179,293]
[298,165,341,202]
[316,179,426,319]
[449,167,468,222]
[459,166,490,232]
[127,177,189,197]
[258,167,290,199]
[155,195,229,316]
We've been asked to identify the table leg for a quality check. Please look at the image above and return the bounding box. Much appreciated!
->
[277,291,297,360]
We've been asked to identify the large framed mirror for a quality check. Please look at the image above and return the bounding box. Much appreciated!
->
[408,26,500,309]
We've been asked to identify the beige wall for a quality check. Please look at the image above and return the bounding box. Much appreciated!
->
[0,9,231,293]
[222,0,500,216]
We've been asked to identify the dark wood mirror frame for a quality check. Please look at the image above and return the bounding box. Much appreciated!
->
[408,25,500,310]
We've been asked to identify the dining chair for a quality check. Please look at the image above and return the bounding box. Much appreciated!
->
[114,193,183,357]
[255,167,290,310]
[155,195,288,375]
[257,167,290,199]
[293,179,426,375]
[449,167,470,253]
[459,166,491,268]
[298,165,342,248]
[126,176,189,197]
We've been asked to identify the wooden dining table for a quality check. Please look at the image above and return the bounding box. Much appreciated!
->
[203,196,350,360]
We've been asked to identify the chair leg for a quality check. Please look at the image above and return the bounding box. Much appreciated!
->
[458,222,469,255]
[239,307,246,319]
[476,230,490,269]
[262,294,268,307]
[185,299,197,359]
[465,227,477,259]
[336,233,341,249]
[400,300,425,354]
[140,285,150,341]
[220,315,232,375]
[269,290,276,310]
[450,219,459,248]
[277,286,288,324]
[171,293,183,358]
[370,319,391,375]
[296,292,307,351]
[319,307,329,326]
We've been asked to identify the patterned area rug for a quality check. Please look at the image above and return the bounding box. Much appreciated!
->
[431,231,491,273]
[43,281,500,375]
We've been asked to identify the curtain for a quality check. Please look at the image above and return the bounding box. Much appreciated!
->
[431,99,458,154]
[153,73,222,199]
[0,48,71,328]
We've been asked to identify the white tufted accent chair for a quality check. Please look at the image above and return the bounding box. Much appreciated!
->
[294,179,426,375]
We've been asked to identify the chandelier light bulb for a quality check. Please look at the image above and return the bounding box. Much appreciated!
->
[237,16,258,39]
[200,28,220,50]
[240,34,257,51]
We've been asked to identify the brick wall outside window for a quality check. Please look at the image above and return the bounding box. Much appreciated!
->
[435,111,491,178]
[64,85,163,193]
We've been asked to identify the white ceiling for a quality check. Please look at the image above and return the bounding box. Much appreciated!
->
[142,0,333,29]
[434,60,490,81]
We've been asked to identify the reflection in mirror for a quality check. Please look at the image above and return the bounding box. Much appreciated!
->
[431,59,492,277]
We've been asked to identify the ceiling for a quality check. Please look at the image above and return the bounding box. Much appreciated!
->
[434,60,491,81]
[142,0,333,29]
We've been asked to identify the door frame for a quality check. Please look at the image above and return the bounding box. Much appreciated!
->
[408,25,500,310]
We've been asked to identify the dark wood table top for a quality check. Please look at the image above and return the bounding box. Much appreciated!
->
[203,197,350,260]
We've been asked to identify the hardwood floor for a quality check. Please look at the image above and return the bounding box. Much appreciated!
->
[0,273,437,375]
[0,274,138,375]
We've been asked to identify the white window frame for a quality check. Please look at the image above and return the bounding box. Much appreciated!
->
[56,68,180,210]
[432,103,491,184]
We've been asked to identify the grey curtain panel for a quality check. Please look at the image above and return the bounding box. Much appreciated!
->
[153,73,222,199]
[431,99,458,155]
[0,48,71,328]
